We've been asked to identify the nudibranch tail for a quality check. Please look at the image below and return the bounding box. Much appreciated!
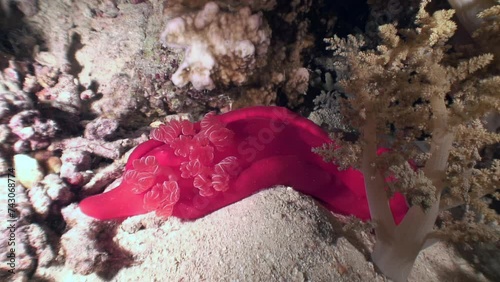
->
[79,183,147,220]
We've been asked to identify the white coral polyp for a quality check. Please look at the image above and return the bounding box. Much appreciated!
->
[194,1,219,29]
[161,1,271,90]
[234,40,256,59]
[171,44,216,90]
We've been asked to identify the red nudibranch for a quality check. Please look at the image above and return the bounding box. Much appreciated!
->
[79,106,408,222]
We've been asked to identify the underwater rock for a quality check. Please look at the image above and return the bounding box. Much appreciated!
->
[60,150,93,186]
[43,174,73,204]
[15,0,39,17]
[0,90,33,121]
[84,117,119,140]
[25,224,56,267]
[28,174,74,218]
[59,204,115,275]
[9,110,58,152]
[36,74,81,115]
[14,154,44,189]
[28,183,51,218]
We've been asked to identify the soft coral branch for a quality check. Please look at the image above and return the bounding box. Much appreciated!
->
[316,1,500,281]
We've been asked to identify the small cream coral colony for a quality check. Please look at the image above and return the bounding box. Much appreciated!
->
[160,2,271,90]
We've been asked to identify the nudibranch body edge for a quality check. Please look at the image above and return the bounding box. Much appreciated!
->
[79,106,408,223]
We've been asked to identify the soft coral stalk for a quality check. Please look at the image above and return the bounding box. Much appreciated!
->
[79,106,408,221]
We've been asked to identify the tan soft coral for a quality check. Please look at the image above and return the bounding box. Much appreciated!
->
[473,2,500,67]
[447,0,496,34]
[315,1,500,281]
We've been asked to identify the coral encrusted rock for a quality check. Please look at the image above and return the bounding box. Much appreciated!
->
[160,1,271,90]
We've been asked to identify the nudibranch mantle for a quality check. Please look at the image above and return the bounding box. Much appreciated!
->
[79,106,408,222]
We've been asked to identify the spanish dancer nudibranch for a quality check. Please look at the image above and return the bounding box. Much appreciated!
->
[79,106,408,222]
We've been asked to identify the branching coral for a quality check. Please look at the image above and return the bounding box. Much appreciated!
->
[447,0,496,34]
[315,1,500,281]
[472,1,500,67]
